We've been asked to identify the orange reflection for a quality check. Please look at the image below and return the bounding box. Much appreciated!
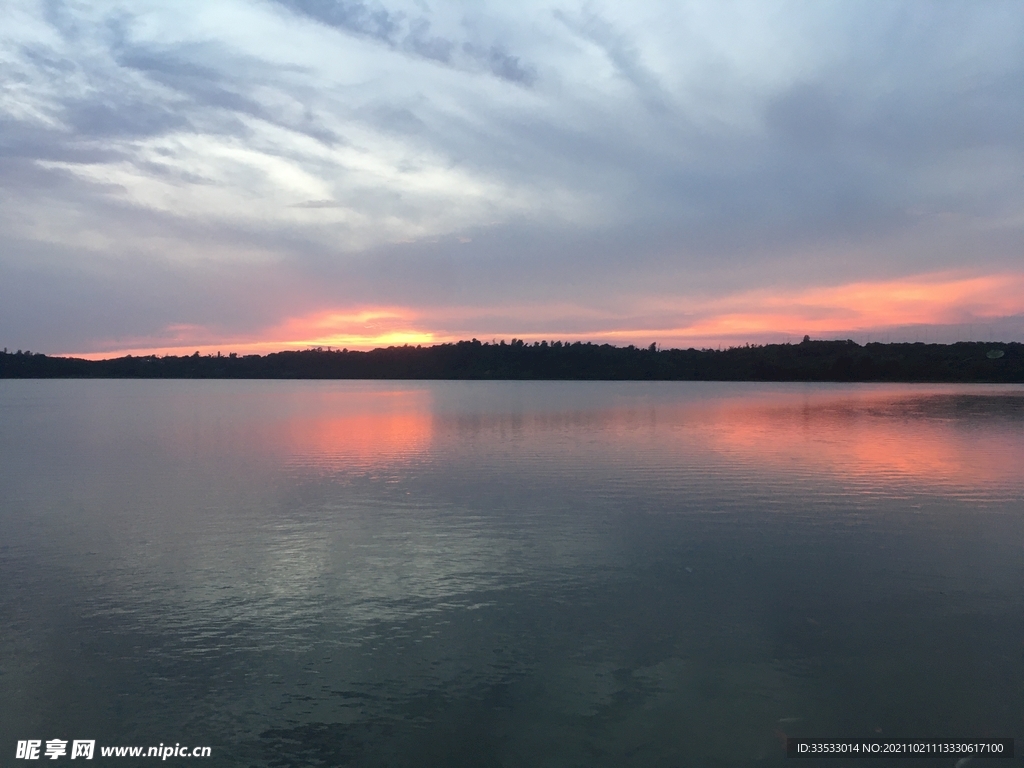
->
[426,386,1024,494]
[689,388,1024,492]
[277,388,433,473]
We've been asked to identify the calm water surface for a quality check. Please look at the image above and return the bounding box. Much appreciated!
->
[1,381,1022,766]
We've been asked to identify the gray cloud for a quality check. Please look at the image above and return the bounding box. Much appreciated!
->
[109,44,345,146]
[553,7,668,109]
[404,18,455,63]
[764,83,839,148]
[462,42,537,85]
[276,0,404,44]
[2,0,1024,353]
[272,0,536,82]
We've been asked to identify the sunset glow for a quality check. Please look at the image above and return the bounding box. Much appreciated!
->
[5,2,1024,357]
[601,272,1024,347]
[64,270,1024,359]
[6,4,1024,764]
[66,308,447,359]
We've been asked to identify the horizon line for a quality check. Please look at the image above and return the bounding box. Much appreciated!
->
[5,336,1021,363]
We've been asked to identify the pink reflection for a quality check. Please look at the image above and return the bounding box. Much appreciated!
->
[424,386,1024,494]
[260,383,1022,493]
[277,388,434,473]
[682,387,1024,492]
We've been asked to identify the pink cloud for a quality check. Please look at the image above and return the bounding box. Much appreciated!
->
[63,270,1024,358]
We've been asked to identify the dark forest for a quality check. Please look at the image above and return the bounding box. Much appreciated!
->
[2,338,1021,381]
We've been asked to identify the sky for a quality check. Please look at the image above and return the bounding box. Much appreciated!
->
[2,0,1023,357]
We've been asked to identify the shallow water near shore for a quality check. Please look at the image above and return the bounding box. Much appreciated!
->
[1,380,1022,766]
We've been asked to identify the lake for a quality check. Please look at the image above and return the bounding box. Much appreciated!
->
[1,380,1022,766]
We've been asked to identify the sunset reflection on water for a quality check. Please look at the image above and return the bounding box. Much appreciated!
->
[4,380,1022,767]
[692,387,1024,496]
[271,383,1024,498]
[277,387,434,474]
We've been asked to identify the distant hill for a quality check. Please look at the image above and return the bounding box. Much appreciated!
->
[1,339,1021,382]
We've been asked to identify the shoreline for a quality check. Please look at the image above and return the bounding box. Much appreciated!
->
[2,339,1021,383]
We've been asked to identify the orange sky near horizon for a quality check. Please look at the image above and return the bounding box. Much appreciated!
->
[8,2,1024,370]
[62,270,1024,359]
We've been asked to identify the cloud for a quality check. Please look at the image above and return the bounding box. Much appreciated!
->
[553,6,668,110]
[2,0,1024,354]
[292,199,345,208]
[55,268,1024,358]
[271,0,536,82]
[275,0,405,44]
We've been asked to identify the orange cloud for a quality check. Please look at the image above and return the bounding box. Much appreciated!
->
[67,306,450,359]
[583,271,1024,345]
[268,308,440,349]
[751,271,1024,326]
[62,270,1024,359]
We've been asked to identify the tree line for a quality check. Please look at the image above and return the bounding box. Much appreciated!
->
[1,339,1021,382]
